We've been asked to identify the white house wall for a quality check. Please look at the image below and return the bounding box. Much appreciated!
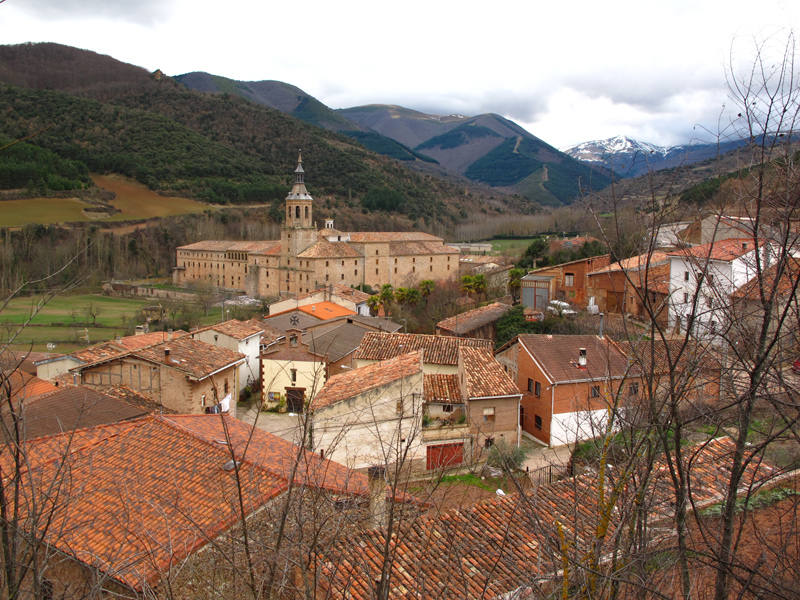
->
[550,408,613,446]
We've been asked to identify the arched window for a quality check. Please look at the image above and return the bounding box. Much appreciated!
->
[304,205,309,219]
[295,205,300,219]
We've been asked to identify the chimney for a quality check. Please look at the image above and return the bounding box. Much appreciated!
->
[367,465,387,530]
[167,328,173,341]
[578,347,587,367]
[164,347,171,360]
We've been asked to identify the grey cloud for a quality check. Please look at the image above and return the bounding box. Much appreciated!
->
[15,0,171,25]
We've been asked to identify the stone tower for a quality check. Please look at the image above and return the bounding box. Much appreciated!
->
[280,151,317,295]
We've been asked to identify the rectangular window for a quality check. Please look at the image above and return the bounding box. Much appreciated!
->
[683,292,689,303]
[376,269,379,275]
[534,415,543,430]
[684,271,690,281]
[442,404,454,413]
[534,381,541,397]
[482,406,495,423]
[629,382,639,396]
[290,368,297,384]
[527,378,533,392]
[590,385,600,398]
[564,273,575,287]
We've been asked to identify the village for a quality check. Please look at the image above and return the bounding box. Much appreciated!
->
[2,153,798,599]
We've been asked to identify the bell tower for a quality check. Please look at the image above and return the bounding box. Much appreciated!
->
[280,150,317,295]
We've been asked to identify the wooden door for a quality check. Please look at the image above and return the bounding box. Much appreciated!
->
[426,443,464,470]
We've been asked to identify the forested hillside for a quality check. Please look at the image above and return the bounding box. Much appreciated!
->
[0,43,500,225]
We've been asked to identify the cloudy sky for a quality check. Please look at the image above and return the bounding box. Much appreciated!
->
[2,0,798,149]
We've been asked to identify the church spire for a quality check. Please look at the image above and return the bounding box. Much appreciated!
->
[294,149,304,184]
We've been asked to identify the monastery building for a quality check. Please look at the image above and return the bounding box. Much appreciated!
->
[173,154,459,297]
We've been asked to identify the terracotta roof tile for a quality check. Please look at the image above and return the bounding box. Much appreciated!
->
[130,337,244,380]
[733,257,800,300]
[355,332,492,366]
[423,374,463,403]
[313,351,422,409]
[295,284,371,304]
[317,437,776,599]
[3,370,57,402]
[297,302,356,320]
[459,346,520,398]
[436,302,511,335]
[177,240,280,253]
[347,232,442,243]
[386,240,459,256]
[202,319,264,340]
[114,330,189,350]
[667,238,763,262]
[5,414,419,592]
[514,334,631,383]
[71,340,128,364]
[589,251,670,276]
[297,239,362,259]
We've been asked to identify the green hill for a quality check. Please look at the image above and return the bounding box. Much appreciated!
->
[0,43,499,223]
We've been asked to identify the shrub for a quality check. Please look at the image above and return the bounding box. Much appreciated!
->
[487,440,528,471]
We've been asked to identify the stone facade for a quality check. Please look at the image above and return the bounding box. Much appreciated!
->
[173,154,459,298]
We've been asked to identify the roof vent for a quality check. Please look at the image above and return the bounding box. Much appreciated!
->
[578,348,587,367]
[222,459,241,472]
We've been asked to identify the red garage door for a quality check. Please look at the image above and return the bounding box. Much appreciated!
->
[426,443,464,470]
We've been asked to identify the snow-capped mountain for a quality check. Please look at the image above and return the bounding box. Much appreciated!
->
[565,135,749,178]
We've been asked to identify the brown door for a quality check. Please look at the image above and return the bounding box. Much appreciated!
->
[426,443,464,470]
[285,387,305,413]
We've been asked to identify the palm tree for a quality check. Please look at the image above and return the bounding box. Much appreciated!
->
[418,279,435,298]
[508,268,524,304]
[473,274,487,299]
[367,295,381,316]
[460,275,476,297]
[378,283,394,315]
[394,287,411,305]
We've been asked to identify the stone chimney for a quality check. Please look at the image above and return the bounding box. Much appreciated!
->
[367,465,387,530]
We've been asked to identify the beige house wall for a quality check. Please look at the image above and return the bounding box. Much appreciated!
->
[78,358,239,416]
[311,371,424,470]
[262,357,326,404]
[36,356,81,381]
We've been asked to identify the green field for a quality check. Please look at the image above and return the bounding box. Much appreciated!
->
[489,237,540,257]
[1,293,152,352]
[0,174,210,227]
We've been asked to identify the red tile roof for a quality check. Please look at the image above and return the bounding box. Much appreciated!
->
[71,340,128,364]
[667,238,763,262]
[459,346,520,399]
[72,337,245,380]
[114,330,189,351]
[297,302,356,320]
[312,351,423,410]
[423,374,463,403]
[6,415,287,591]
[316,437,776,599]
[436,302,511,335]
[297,239,362,259]
[347,232,442,243]
[733,258,800,300]
[177,240,280,253]
[589,251,670,275]
[5,413,418,592]
[511,334,631,383]
[3,370,57,402]
[131,337,245,379]
[196,319,264,340]
[355,332,492,366]
[295,284,371,304]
